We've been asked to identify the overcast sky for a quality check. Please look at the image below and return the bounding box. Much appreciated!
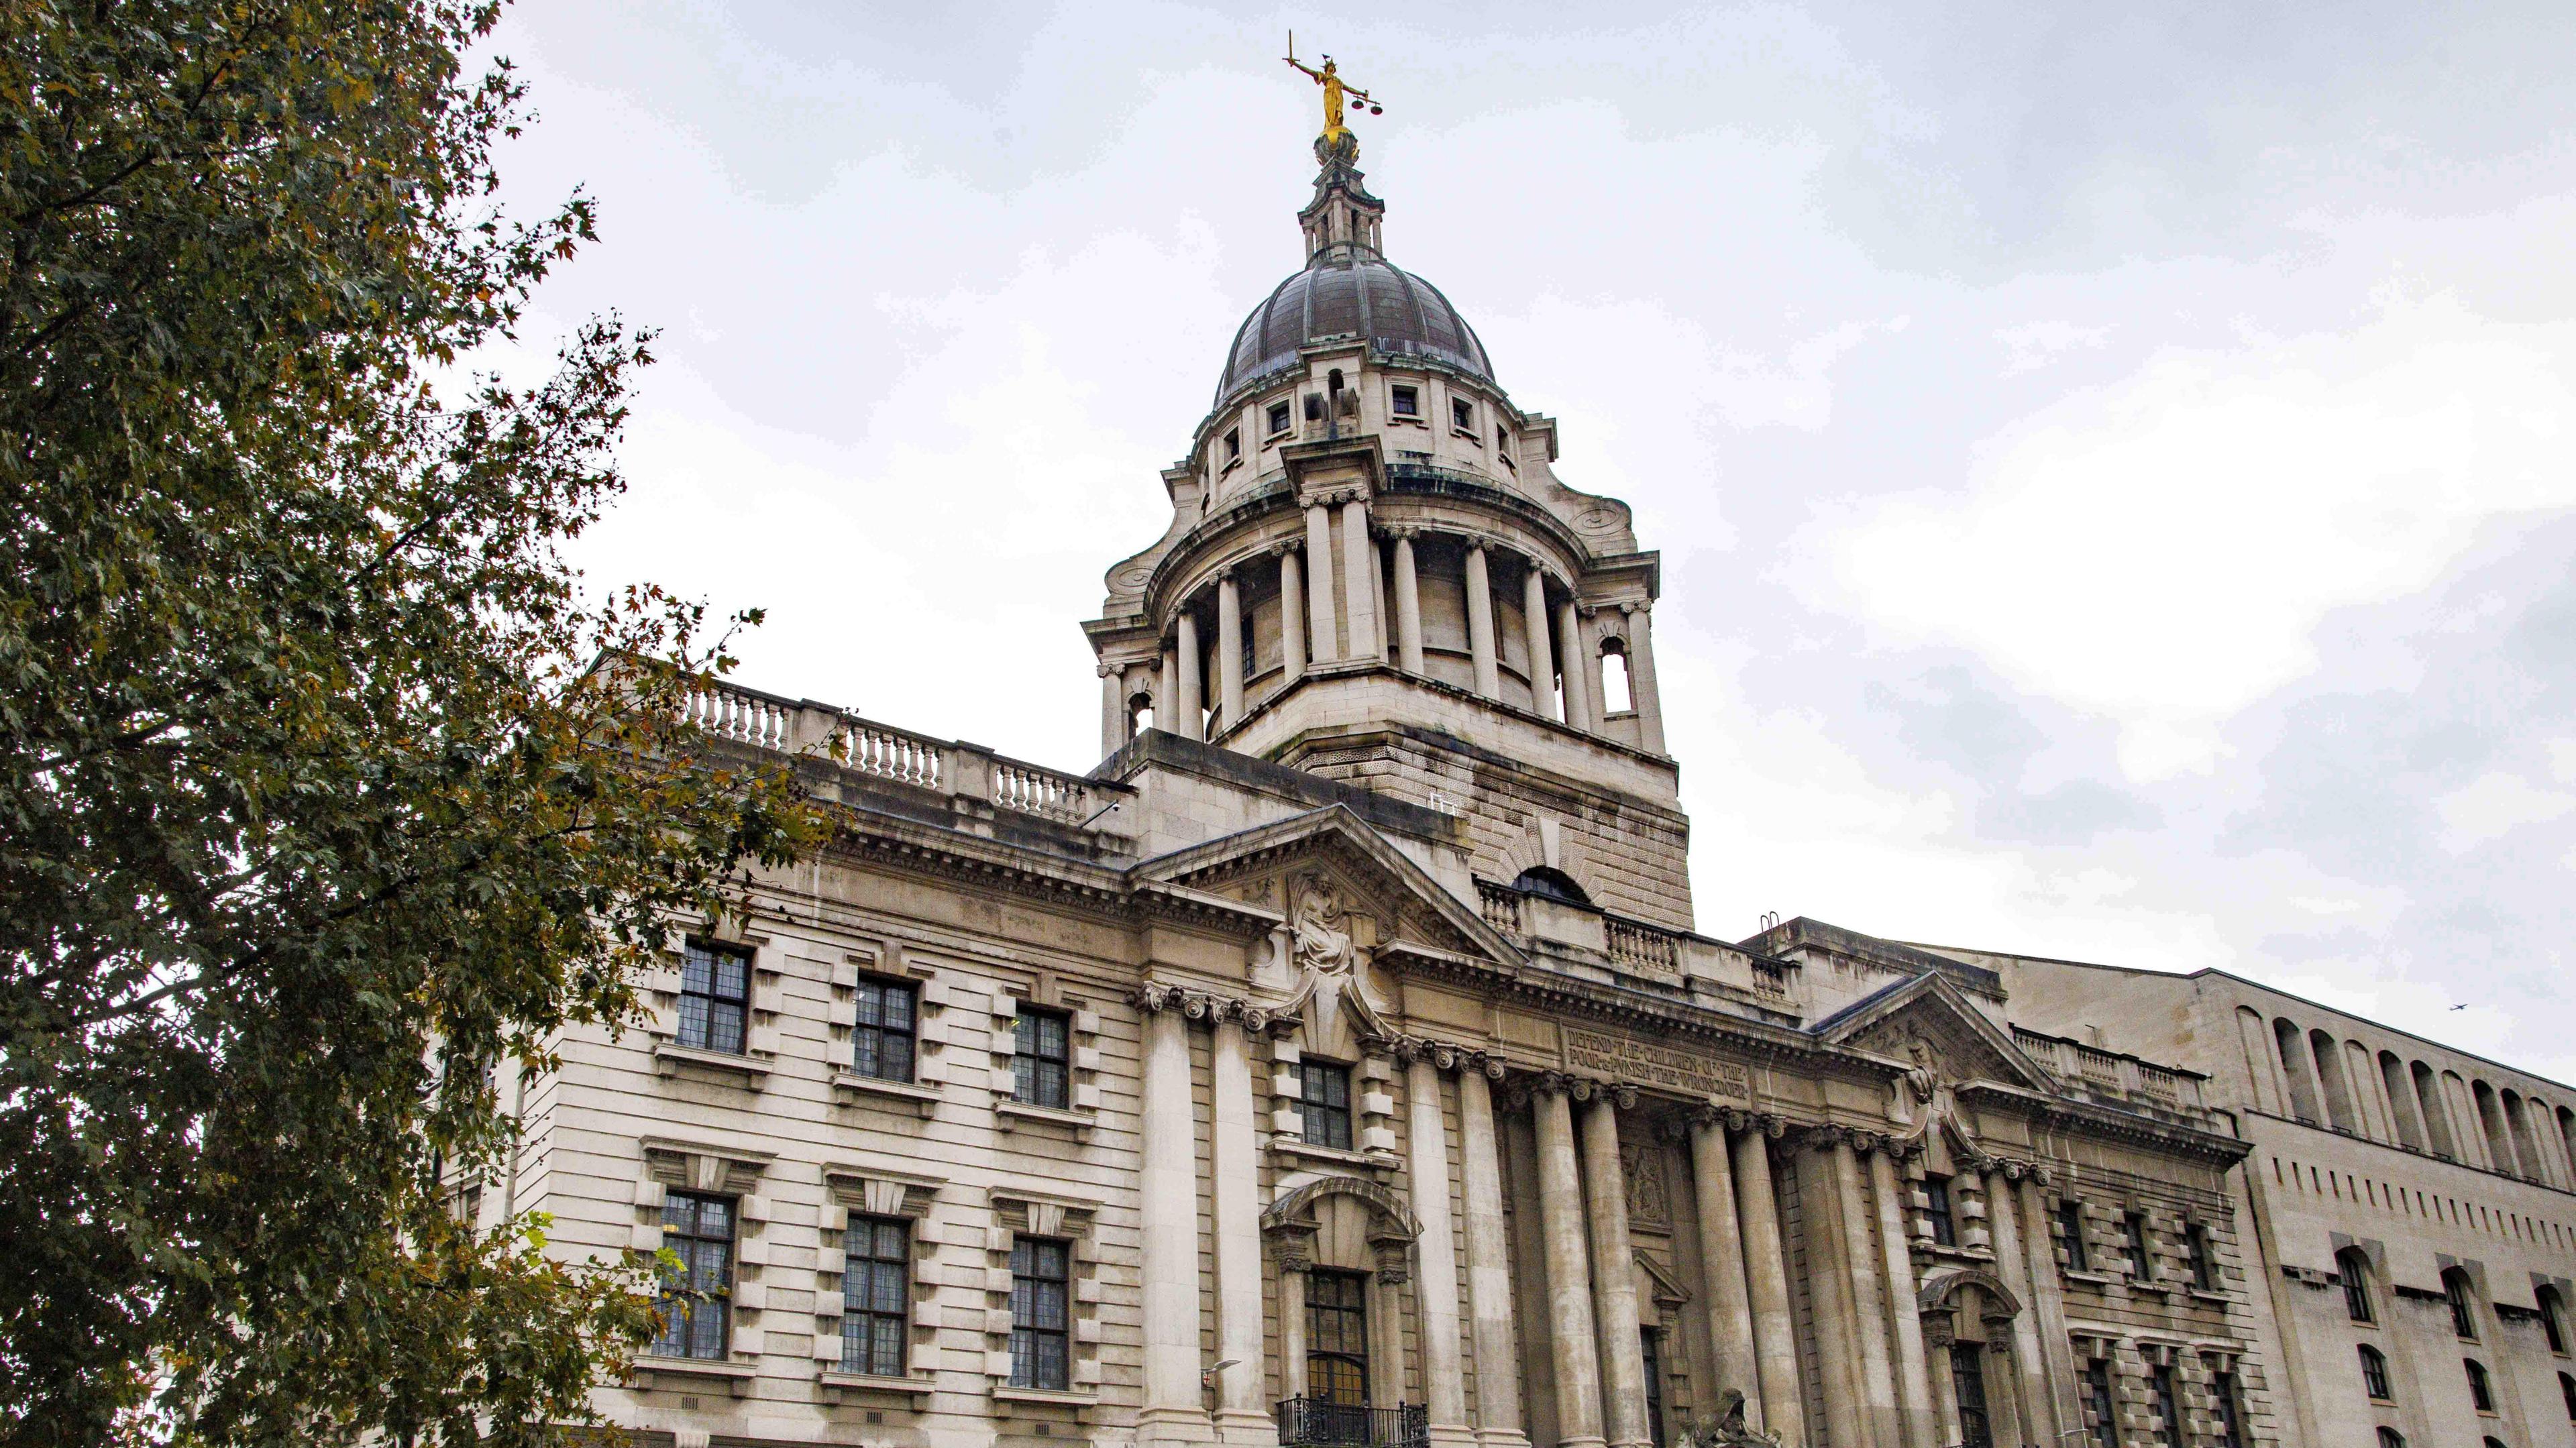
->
[482,1,2576,1080]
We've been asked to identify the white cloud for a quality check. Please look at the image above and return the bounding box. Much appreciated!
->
[2433,771,2576,854]
[1826,290,2576,779]
[1996,320,2111,376]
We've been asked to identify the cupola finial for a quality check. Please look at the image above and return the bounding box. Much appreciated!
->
[1284,38,1387,262]
[1282,34,1382,159]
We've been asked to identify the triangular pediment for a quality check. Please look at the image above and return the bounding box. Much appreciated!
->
[1814,970,2056,1097]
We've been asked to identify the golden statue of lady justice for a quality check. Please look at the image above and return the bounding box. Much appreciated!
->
[1283,34,1381,148]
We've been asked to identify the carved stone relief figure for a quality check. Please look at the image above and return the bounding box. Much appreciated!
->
[1622,1141,1672,1230]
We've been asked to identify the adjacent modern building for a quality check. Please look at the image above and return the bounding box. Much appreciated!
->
[477,111,2576,1448]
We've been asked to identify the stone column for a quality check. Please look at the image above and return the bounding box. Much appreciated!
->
[1340,497,1381,661]
[1216,573,1244,735]
[1391,531,1426,675]
[1531,1084,1608,1448]
[1407,1055,1474,1448]
[1581,1092,1652,1448]
[1558,598,1592,731]
[1100,663,1125,755]
[1982,1164,2056,1446]
[1175,611,1204,744]
[1464,544,1501,700]
[1687,1113,1760,1425]
[1210,1015,1268,1440]
[1831,1138,1900,1448]
[1924,1323,1960,1444]
[1277,1254,1310,1400]
[1304,502,1339,663]
[1793,1138,1873,1448]
[1523,564,1560,722]
[1623,603,1665,753]
[2016,1174,2084,1436]
[1731,1122,1802,1443]
[1866,1147,1936,1448]
[1138,997,1209,1440]
[1456,1067,1529,1448]
[1160,650,1177,735]
[1281,547,1308,683]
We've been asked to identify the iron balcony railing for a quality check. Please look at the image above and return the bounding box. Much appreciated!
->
[1275,1397,1429,1448]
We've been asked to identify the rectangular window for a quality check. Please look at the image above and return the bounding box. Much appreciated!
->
[1307,1268,1371,1406]
[654,1192,734,1360]
[1009,1236,1072,1391]
[1451,396,1475,433]
[2360,1346,2391,1399]
[2125,1211,2154,1280]
[850,975,917,1082]
[1224,428,1242,463]
[841,1215,911,1377]
[1390,384,1419,417]
[1267,400,1292,435]
[1299,1060,1354,1150]
[2151,1365,2183,1448]
[2209,1366,2245,1448]
[2056,1199,2090,1272]
[1924,1176,1957,1247]
[2186,1223,2217,1290]
[1495,423,1512,460]
[2467,1357,2495,1412]
[678,940,751,1054]
[2082,1357,2120,1447]
[1013,1007,1072,1110]
[2449,1274,2479,1339]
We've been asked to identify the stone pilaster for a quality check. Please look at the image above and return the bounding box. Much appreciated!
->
[1304,502,1338,662]
[1796,1130,1874,1448]
[1980,1160,2057,1446]
[1529,1078,1607,1448]
[1136,989,1210,1443]
[2015,1172,2084,1435]
[1865,1141,1936,1448]
[1623,602,1664,753]
[1210,1013,1271,1443]
[1340,496,1380,661]
[1831,1134,1900,1448]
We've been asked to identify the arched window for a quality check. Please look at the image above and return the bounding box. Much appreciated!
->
[2540,1285,2569,1355]
[2376,1430,2405,1448]
[2560,1369,2575,1423]
[2447,1268,2481,1341]
[1600,638,1633,714]
[1128,693,1155,740]
[2465,1357,2495,1412]
[1511,866,1591,906]
[2338,1248,2375,1323]
[2359,1344,2392,1400]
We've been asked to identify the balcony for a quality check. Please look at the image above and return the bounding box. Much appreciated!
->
[1275,1397,1428,1448]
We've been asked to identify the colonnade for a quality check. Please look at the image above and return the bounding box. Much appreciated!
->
[1117,490,1666,752]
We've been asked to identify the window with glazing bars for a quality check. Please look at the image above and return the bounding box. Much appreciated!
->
[653,1192,733,1359]
[1451,397,1474,432]
[1267,400,1292,435]
[2341,1253,2375,1322]
[2151,1365,2182,1448]
[841,1215,910,1377]
[2559,1368,2575,1422]
[1390,384,1419,417]
[2082,1358,2119,1447]
[2186,1223,2217,1290]
[1307,1268,1371,1406]
[2359,1345,2391,1400]
[1923,1176,1957,1247]
[2125,1211,2154,1280]
[1300,1060,1353,1150]
[2056,1199,2090,1272]
[2467,1357,2495,1412]
[1013,1008,1071,1110]
[850,974,917,1082]
[2448,1271,2480,1340]
[2208,1366,2244,1448]
[1010,1236,1071,1391]
[678,940,751,1054]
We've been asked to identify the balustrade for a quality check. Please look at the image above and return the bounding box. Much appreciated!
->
[1604,917,1682,974]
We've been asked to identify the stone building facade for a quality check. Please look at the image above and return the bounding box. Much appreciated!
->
[480,125,2572,1448]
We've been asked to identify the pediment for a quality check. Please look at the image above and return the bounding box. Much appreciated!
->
[1815,970,2055,1097]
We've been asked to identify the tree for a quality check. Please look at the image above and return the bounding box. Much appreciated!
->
[0,4,816,1442]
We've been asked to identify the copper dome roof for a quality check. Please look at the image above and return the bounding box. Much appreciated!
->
[1215,244,1493,403]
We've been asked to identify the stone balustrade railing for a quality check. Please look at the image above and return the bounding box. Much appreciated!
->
[1474,879,1523,935]
[2011,1025,2206,1116]
[1749,957,1796,1001]
[680,678,1120,832]
[1604,916,1682,974]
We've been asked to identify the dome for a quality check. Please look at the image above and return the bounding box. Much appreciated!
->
[1216,246,1493,402]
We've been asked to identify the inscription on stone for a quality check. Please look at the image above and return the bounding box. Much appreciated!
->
[1562,1027,1753,1101]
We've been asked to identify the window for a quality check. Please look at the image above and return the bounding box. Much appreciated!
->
[1601,641,1633,714]
[678,940,751,1054]
[1013,1007,1072,1109]
[2359,1344,2392,1400]
[2208,1365,2245,1448]
[2376,1431,2405,1448]
[1390,384,1419,418]
[2466,1357,2496,1412]
[2057,1199,2091,1272]
[2339,1248,2375,1323]
[1223,428,1242,463]
[850,974,918,1083]
[1511,866,1591,905]
[1640,1329,1668,1448]
[841,1215,911,1376]
[1495,423,1513,462]
[2542,1286,2569,1354]
[1307,1268,1371,1406]
[2186,1223,2218,1290]
[2125,1211,2155,1280]
[653,1192,734,1360]
[2083,1357,2120,1447]
[1452,396,1474,433]
[1949,1341,1994,1448]
[1299,1060,1354,1150]
[1924,1176,1957,1247]
[2447,1268,2480,1340]
[2151,1365,2183,1448]
[2561,1369,2575,1423]
[1009,1236,1072,1390]
[1268,400,1292,435]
